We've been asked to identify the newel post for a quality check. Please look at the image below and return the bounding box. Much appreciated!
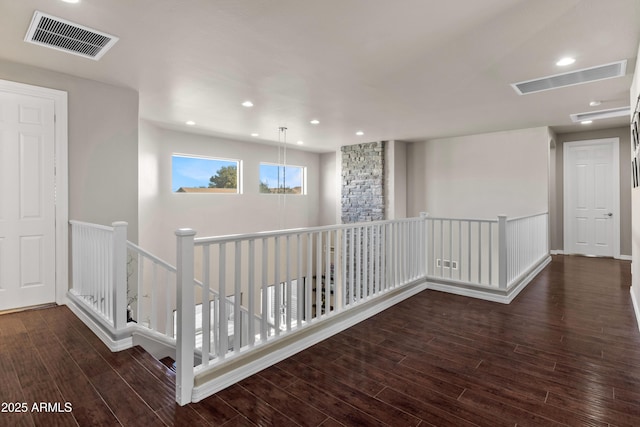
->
[420,212,429,277]
[175,228,196,406]
[112,221,128,330]
[497,215,507,289]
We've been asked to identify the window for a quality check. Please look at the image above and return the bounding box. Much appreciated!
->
[264,280,304,329]
[259,163,306,194]
[172,155,240,193]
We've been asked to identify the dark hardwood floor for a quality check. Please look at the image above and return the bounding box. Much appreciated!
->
[1,255,639,426]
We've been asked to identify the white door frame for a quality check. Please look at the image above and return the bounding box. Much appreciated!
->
[0,79,68,305]
[563,137,620,258]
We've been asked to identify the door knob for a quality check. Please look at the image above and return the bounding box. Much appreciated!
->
[606,213,613,217]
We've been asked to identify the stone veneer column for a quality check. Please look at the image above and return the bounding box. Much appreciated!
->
[341,141,385,223]
[340,142,385,303]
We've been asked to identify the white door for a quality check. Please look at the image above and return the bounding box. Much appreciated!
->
[564,138,619,257]
[0,91,56,310]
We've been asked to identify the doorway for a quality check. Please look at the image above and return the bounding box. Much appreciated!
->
[0,79,68,311]
[563,138,620,257]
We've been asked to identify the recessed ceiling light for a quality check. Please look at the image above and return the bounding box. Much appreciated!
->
[297,140,304,145]
[556,57,575,66]
[251,133,259,137]
[310,119,320,125]
[241,101,254,108]
[61,0,80,3]
[581,120,593,125]
[185,120,196,126]
[589,100,602,107]
[356,131,364,136]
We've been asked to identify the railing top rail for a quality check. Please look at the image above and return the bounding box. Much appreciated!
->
[425,216,498,223]
[70,220,115,232]
[506,212,549,222]
[193,216,424,245]
[127,241,177,273]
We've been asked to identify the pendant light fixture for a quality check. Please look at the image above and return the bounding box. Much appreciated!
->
[278,126,288,230]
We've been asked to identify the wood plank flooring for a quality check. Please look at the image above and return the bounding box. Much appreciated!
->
[0,255,639,426]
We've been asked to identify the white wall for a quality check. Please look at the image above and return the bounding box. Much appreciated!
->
[0,59,139,241]
[406,127,550,219]
[139,120,321,263]
[385,140,408,219]
[318,151,338,225]
[630,43,640,326]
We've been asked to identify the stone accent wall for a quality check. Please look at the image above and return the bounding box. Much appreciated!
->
[341,141,385,223]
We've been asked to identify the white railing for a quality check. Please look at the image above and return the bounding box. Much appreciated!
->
[70,221,254,349]
[425,216,499,287]
[69,220,127,330]
[69,212,549,406]
[424,212,548,289]
[174,216,426,404]
[126,241,177,339]
[506,213,549,286]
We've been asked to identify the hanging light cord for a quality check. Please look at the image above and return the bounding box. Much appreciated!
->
[278,126,288,230]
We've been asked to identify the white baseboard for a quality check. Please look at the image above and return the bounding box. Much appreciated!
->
[65,294,133,352]
[425,282,511,304]
[507,256,552,302]
[425,256,551,305]
[549,250,630,261]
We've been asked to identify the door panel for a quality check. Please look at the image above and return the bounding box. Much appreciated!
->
[565,139,617,257]
[576,217,588,245]
[594,218,608,246]
[21,133,45,218]
[0,91,56,310]
[21,235,44,288]
[576,165,587,208]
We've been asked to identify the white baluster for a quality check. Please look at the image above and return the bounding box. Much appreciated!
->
[362,226,368,298]
[151,261,157,331]
[316,232,322,316]
[296,234,303,327]
[202,245,211,365]
[498,215,507,289]
[307,232,313,321]
[234,241,242,351]
[218,243,227,357]
[286,235,292,330]
[248,239,256,346]
[274,237,281,333]
[261,238,268,341]
[112,222,128,330]
[325,231,331,310]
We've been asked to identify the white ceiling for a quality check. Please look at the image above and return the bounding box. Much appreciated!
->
[1,0,639,152]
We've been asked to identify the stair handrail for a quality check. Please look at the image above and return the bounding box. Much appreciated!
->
[126,240,263,332]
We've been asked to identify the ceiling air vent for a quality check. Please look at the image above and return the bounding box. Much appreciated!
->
[24,11,118,60]
[512,60,627,95]
[570,106,630,123]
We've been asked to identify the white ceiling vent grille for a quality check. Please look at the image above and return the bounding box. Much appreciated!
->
[24,11,118,60]
[570,106,630,123]
[512,60,627,95]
